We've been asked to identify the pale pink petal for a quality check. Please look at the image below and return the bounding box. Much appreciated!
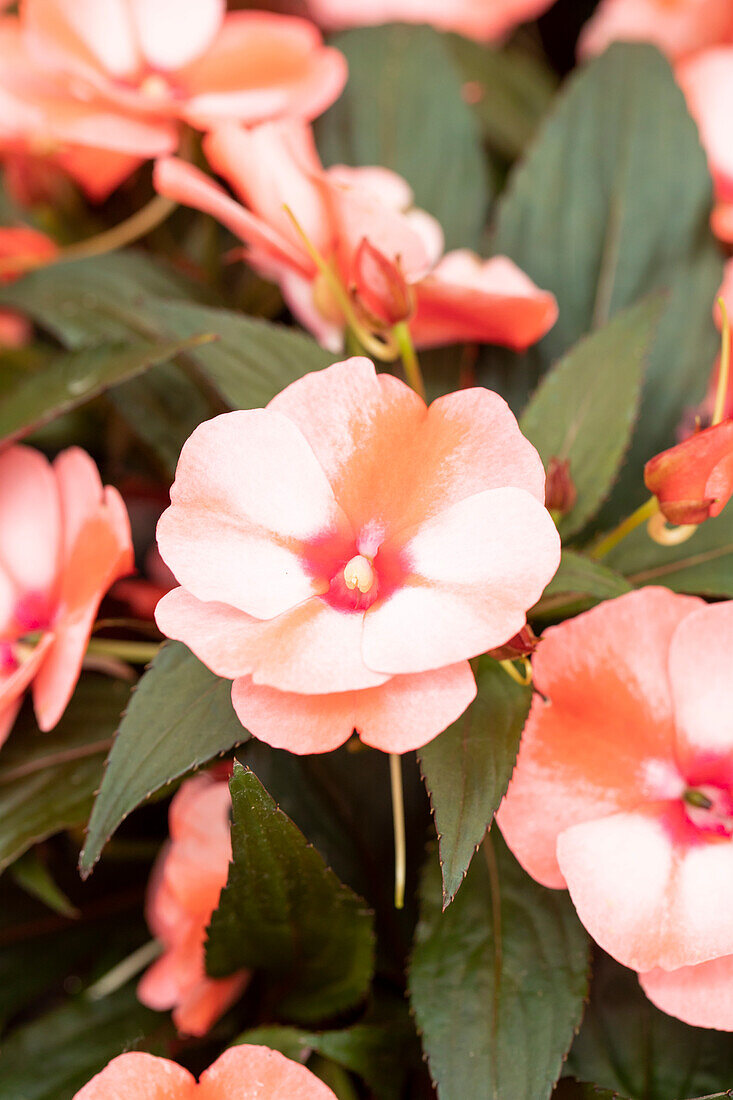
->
[304,0,554,42]
[269,358,547,535]
[678,48,733,201]
[0,445,61,603]
[177,12,347,128]
[53,447,105,556]
[0,633,54,734]
[71,1052,196,1100]
[497,587,703,888]
[0,697,22,750]
[668,601,733,769]
[156,588,387,694]
[578,0,733,62]
[197,1046,338,1100]
[231,660,476,755]
[640,954,733,1031]
[172,971,249,1037]
[157,409,352,620]
[279,268,344,351]
[130,0,224,72]
[412,252,559,351]
[327,164,414,213]
[362,487,559,674]
[24,0,140,81]
[204,121,332,259]
[153,157,310,277]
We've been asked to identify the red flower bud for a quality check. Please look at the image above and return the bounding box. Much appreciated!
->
[644,420,733,525]
[489,624,539,662]
[544,457,577,517]
[350,238,414,328]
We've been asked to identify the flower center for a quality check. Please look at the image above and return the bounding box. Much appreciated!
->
[139,73,172,100]
[683,784,733,836]
[343,554,375,594]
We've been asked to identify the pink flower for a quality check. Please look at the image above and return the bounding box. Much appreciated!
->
[154,357,560,755]
[578,0,733,62]
[498,587,733,1030]
[0,445,133,747]
[677,46,733,240]
[138,773,249,1036]
[73,1045,338,1099]
[153,120,558,353]
[302,0,555,43]
[0,2,345,202]
[0,224,58,346]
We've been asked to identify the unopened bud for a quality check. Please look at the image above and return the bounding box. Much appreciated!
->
[350,238,414,328]
[489,625,538,662]
[545,457,577,518]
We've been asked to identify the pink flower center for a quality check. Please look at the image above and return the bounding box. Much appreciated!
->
[14,591,52,634]
[682,784,733,837]
[0,642,18,674]
[302,525,410,614]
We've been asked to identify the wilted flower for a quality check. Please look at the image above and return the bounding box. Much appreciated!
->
[73,1045,338,1099]
[498,588,733,1030]
[0,445,132,745]
[578,0,733,62]
[155,358,560,755]
[138,773,249,1036]
[154,120,558,353]
[303,0,555,43]
[543,456,577,518]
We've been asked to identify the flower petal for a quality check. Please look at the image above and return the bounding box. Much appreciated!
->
[644,421,733,524]
[231,660,476,755]
[679,47,733,202]
[130,0,224,72]
[71,1052,196,1100]
[25,0,140,81]
[0,445,61,603]
[157,408,352,620]
[197,1045,338,1100]
[498,587,703,888]
[640,954,733,1031]
[669,600,733,770]
[578,0,733,62]
[362,487,560,674]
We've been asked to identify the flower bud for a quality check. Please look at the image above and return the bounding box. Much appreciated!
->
[489,625,538,662]
[644,420,733,525]
[544,457,577,517]
[350,238,414,328]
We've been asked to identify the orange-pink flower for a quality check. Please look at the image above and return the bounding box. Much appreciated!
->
[138,773,249,1036]
[0,445,133,747]
[644,420,733,524]
[677,46,733,241]
[498,588,733,1030]
[73,1045,338,1099]
[155,358,560,755]
[303,0,555,42]
[0,224,57,346]
[578,0,733,62]
[0,2,346,202]
[153,120,558,353]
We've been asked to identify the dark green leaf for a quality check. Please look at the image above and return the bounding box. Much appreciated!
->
[418,658,531,907]
[540,551,633,603]
[206,764,375,1024]
[80,642,246,877]
[520,297,663,537]
[10,852,78,918]
[568,954,733,1100]
[0,677,129,873]
[554,1084,632,1100]
[315,24,490,249]
[606,498,733,598]
[0,985,162,1100]
[491,44,723,519]
[0,335,214,445]
[410,835,590,1100]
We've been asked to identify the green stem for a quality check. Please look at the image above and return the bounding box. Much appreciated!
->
[85,638,161,664]
[85,939,163,1001]
[393,320,426,401]
[589,496,659,560]
[389,753,406,910]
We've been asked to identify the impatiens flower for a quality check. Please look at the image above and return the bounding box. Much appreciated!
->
[155,358,560,755]
[153,120,558,353]
[0,225,57,346]
[498,588,733,1030]
[578,0,733,62]
[0,3,346,203]
[138,773,249,1036]
[73,1045,338,1099]
[0,445,132,747]
[303,0,555,43]
[644,419,733,523]
[677,47,733,241]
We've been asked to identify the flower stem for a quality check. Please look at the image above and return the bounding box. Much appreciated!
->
[498,658,532,687]
[714,296,731,426]
[646,512,698,547]
[589,496,659,560]
[393,320,426,401]
[389,752,406,910]
[85,638,161,664]
[85,938,162,1001]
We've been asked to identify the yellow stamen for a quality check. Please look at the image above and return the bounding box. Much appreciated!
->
[343,554,375,594]
[714,296,731,426]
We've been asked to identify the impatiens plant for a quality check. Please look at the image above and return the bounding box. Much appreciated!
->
[3,3,733,1100]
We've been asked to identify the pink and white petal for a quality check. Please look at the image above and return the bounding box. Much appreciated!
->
[362,487,560,674]
[326,164,414,212]
[678,48,733,202]
[53,447,104,557]
[231,675,360,754]
[177,12,347,128]
[153,158,310,276]
[279,268,344,351]
[24,0,140,81]
[198,1045,338,1100]
[269,358,546,534]
[0,445,61,603]
[668,601,733,767]
[157,408,352,619]
[558,805,733,971]
[131,0,224,72]
[156,587,387,694]
[71,1052,196,1100]
[640,954,733,1031]
[498,587,703,888]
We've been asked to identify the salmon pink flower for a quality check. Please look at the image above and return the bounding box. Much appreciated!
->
[303,0,555,43]
[73,1045,338,1099]
[138,773,249,1036]
[0,445,133,747]
[0,224,57,346]
[644,419,733,524]
[155,358,560,755]
[153,120,558,353]
[498,588,733,1030]
[578,0,733,62]
[677,47,733,241]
